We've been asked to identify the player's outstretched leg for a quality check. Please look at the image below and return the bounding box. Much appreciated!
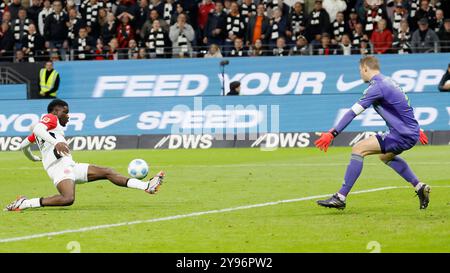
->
[86,165,165,194]
[5,180,75,211]
[380,153,431,209]
[317,136,381,210]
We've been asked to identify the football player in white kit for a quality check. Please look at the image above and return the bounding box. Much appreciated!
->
[5,99,165,211]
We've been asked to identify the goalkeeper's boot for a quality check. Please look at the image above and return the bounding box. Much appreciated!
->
[316,194,346,210]
[416,184,431,209]
[145,171,165,194]
[4,196,27,212]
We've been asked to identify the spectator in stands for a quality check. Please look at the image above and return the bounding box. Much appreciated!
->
[248,38,266,56]
[67,8,84,48]
[289,34,310,55]
[27,0,43,27]
[338,33,353,55]
[146,19,170,58]
[322,0,347,23]
[411,17,440,53]
[39,60,60,98]
[137,47,148,59]
[287,2,306,44]
[388,1,408,34]
[227,81,240,95]
[94,38,106,60]
[126,39,139,59]
[116,12,135,49]
[0,22,15,62]
[272,36,289,56]
[358,38,372,54]
[12,8,30,49]
[414,0,436,31]
[268,7,287,47]
[266,0,290,20]
[393,19,412,53]
[313,32,339,55]
[241,0,257,24]
[224,1,245,53]
[136,0,150,33]
[363,0,388,37]
[8,0,23,21]
[14,48,25,62]
[331,11,347,44]
[371,19,393,54]
[169,13,195,57]
[246,4,270,46]
[115,0,139,19]
[228,37,247,56]
[73,26,96,60]
[38,0,53,37]
[80,0,103,39]
[44,0,69,58]
[434,9,444,33]
[352,22,369,48]
[439,19,450,53]
[141,9,170,41]
[1,10,12,25]
[21,23,45,62]
[106,37,119,59]
[204,1,227,46]
[204,43,223,58]
[438,63,450,92]
[347,8,359,34]
[306,0,330,42]
[198,0,216,36]
[101,12,117,45]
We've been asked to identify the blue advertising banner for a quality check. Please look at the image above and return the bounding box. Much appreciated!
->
[55,54,450,98]
[0,93,448,136]
[0,84,27,100]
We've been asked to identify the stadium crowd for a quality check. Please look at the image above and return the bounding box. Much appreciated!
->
[0,0,449,61]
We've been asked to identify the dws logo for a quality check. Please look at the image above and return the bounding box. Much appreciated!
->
[154,135,213,149]
[251,133,311,148]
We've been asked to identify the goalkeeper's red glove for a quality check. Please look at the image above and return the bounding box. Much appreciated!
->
[314,131,335,152]
[419,129,428,145]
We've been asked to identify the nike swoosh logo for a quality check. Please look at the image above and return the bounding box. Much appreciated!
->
[337,75,364,92]
[95,115,131,129]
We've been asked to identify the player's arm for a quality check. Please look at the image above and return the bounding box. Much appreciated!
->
[20,134,41,162]
[315,85,382,152]
[33,114,70,156]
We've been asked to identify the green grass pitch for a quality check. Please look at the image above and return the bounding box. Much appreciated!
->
[0,146,449,253]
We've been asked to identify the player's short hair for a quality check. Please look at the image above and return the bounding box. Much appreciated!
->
[359,55,380,70]
[47,99,68,113]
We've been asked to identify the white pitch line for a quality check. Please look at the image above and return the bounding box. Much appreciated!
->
[0,186,405,244]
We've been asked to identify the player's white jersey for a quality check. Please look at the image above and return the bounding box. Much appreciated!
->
[27,114,74,170]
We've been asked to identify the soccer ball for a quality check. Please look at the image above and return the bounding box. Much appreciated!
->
[128,159,149,179]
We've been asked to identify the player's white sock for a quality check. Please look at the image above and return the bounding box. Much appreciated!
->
[18,198,41,209]
[337,193,346,201]
[415,182,424,191]
[126,178,149,190]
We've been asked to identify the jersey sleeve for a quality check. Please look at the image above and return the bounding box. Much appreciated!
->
[40,114,58,130]
[357,84,383,109]
[27,134,36,143]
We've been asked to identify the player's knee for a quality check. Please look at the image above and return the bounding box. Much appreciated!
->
[104,167,116,177]
[351,144,365,156]
[62,195,75,206]
[379,154,394,164]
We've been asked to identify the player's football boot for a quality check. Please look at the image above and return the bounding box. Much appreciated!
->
[4,196,27,212]
[316,194,346,210]
[145,171,165,194]
[416,184,431,209]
